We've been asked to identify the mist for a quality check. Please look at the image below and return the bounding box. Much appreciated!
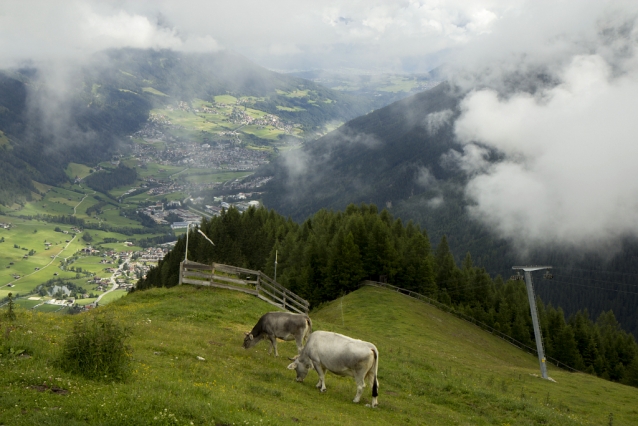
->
[446,1,638,252]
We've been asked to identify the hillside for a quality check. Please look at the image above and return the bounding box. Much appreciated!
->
[2,285,636,425]
[255,82,638,338]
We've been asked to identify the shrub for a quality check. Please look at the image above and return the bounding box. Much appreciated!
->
[5,292,16,321]
[58,314,131,381]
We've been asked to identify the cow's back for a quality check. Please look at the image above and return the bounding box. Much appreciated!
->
[257,312,308,337]
[304,331,376,370]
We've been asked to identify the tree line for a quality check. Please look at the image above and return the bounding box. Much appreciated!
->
[137,204,638,387]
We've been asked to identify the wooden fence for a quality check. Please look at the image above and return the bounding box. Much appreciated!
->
[179,260,309,314]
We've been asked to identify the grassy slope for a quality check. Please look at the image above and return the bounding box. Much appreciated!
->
[1,286,636,425]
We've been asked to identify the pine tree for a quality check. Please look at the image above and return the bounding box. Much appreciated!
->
[327,230,365,295]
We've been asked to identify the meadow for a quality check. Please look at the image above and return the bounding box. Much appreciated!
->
[1,285,636,425]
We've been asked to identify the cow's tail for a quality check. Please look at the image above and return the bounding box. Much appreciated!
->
[370,348,379,398]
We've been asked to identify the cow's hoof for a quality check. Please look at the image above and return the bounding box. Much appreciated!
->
[365,404,378,408]
[320,388,327,393]
[353,399,360,403]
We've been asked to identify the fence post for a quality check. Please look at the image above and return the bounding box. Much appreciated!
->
[283,293,287,311]
[179,261,183,285]
[210,264,215,287]
[256,272,261,296]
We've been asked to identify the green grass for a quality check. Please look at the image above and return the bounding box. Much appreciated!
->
[276,106,306,112]
[64,163,93,180]
[99,289,128,305]
[0,216,81,292]
[32,303,65,312]
[214,95,238,104]
[1,285,636,425]
[378,77,420,93]
[0,130,9,146]
[142,87,169,97]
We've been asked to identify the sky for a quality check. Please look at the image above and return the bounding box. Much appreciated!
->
[3,0,638,252]
[0,0,521,72]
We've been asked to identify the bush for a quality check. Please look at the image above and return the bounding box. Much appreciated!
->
[58,314,131,381]
[5,292,16,321]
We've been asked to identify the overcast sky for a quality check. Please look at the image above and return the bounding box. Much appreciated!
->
[0,0,524,72]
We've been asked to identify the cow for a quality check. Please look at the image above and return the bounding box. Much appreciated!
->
[243,312,312,357]
[286,330,379,407]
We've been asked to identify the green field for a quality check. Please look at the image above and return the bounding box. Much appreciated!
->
[142,87,169,97]
[0,129,9,146]
[65,163,93,180]
[276,105,306,112]
[99,289,128,304]
[176,169,252,185]
[377,77,421,93]
[214,95,238,104]
[1,285,636,425]
[32,303,65,313]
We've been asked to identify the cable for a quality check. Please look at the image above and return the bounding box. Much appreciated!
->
[550,273,638,289]
[554,266,638,280]
[538,278,638,296]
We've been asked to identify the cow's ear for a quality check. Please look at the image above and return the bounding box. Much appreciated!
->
[249,333,254,340]
[244,332,249,336]
[287,362,297,370]
[288,355,299,361]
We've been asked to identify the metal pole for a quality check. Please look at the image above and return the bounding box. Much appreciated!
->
[184,223,190,263]
[524,270,548,379]
[513,266,551,380]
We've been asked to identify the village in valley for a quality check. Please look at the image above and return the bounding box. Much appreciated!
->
[0,95,300,313]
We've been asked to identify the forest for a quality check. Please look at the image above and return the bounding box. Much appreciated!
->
[137,204,638,388]
[83,164,137,193]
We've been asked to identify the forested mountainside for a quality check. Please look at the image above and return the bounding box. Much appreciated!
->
[255,82,638,338]
[0,48,381,206]
[0,70,147,205]
[138,205,638,387]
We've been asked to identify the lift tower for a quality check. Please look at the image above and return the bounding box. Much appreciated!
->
[512,265,552,380]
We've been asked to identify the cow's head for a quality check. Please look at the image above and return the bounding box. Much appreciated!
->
[287,355,311,382]
[243,332,257,349]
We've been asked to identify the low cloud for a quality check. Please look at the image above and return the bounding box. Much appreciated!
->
[0,1,220,67]
[452,45,638,251]
[425,109,454,136]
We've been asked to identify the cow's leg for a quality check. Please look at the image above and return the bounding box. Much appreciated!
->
[294,333,304,354]
[353,371,366,403]
[269,335,279,357]
[313,363,327,392]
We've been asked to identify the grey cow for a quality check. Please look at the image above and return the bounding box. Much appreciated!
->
[287,330,379,407]
[243,312,312,356]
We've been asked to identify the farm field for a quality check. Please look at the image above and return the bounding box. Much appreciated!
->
[64,163,93,180]
[1,285,636,425]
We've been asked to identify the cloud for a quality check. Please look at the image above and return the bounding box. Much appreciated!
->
[450,22,638,252]
[0,0,518,72]
[416,166,437,187]
[425,109,454,135]
[0,1,220,67]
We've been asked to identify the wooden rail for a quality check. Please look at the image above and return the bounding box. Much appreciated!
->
[179,260,309,314]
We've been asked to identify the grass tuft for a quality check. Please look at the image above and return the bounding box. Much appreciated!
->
[57,313,131,381]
